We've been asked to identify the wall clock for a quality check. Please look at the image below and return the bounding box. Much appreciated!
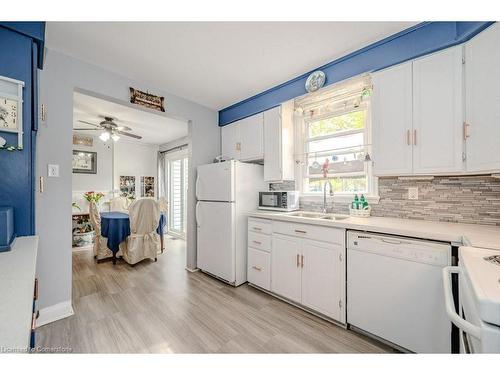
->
[305,70,326,93]
[0,75,24,149]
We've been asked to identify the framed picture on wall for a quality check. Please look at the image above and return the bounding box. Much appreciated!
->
[141,176,155,197]
[72,150,97,174]
[120,175,136,199]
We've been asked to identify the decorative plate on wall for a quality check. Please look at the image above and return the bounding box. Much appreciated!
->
[305,70,326,93]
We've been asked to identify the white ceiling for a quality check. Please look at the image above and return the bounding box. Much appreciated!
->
[47,22,417,110]
[73,91,188,145]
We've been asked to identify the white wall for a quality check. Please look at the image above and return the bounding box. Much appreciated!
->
[37,49,219,312]
[113,141,159,197]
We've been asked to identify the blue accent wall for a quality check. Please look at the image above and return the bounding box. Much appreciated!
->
[0,22,45,69]
[219,21,494,126]
[0,23,44,236]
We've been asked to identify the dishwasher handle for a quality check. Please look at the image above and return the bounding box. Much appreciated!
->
[356,234,410,246]
[442,266,481,339]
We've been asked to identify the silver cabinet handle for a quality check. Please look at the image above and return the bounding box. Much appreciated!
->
[252,266,262,272]
[301,255,304,268]
[294,229,307,234]
[296,254,300,267]
[252,240,262,245]
[413,129,417,146]
[406,129,411,145]
[252,227,262,231]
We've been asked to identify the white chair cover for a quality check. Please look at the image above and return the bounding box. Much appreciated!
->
[88,201,114,260]
[123,198,161,265]
[158,197,168,213]
[110,196,129,212]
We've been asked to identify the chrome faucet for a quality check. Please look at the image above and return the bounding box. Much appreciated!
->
[323,180,334,214]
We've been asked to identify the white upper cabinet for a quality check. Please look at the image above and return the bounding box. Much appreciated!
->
[465,23,500,173]
[239,113,264,161]
[263,101,295,182]
[412,46,464,174]
[221,113,264,161]
[372,46,465,176]
[221,122,240,160]
[372,61,413,175]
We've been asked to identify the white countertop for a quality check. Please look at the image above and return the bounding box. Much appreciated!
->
[0,236,38,351]
[248,211,500,250]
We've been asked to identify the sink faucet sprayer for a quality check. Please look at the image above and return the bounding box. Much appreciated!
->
[323,180,334,214]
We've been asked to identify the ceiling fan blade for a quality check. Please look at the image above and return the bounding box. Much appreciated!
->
[116,125,132,131]
[78,120,101,127]
[116,130,142,140]
[73,128,102,131]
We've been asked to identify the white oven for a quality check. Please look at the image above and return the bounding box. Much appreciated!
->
[443,247,500,353]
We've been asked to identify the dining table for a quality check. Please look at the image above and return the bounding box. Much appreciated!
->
[100,211,167,264]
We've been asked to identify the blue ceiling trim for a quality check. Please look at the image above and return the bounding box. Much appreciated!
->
[0,22,46,69]
[218,21,494,126]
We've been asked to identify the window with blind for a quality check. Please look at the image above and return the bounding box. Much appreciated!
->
[168,156,188,238]
[296,76,375,196]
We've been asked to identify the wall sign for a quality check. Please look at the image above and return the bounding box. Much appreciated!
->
[129,87,165,112]
[0,74,24,149]
[73,134,93,147]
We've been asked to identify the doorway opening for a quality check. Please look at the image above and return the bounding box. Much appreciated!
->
[71,89,190,265]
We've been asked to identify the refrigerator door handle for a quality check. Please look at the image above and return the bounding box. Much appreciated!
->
[195,175,200,200]
[196,202,201,227]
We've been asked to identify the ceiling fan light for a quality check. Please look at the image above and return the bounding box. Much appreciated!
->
[111,133,120,142]
[99,131,110,142]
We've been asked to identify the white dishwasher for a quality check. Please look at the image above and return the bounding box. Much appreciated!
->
[347,231,452,353]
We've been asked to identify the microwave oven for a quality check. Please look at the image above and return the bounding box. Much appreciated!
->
[258,191,299,212]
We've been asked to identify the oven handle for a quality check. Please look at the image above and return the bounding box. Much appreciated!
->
[442,266,481,340]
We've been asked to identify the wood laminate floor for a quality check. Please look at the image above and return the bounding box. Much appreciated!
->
[37,237,392,353]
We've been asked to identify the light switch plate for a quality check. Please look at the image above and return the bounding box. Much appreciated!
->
[408,187,418,200]
[48,164,59,177]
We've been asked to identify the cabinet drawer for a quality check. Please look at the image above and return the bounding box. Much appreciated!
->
[248,248,271,290]
[248,231,271,252]
[248,218,272,235]
[273,221,344,246]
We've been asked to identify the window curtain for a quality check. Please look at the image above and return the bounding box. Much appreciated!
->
[158,151,167,199]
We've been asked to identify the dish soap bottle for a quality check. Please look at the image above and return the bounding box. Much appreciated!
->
[360,194,368,209]
[352,194,359,209]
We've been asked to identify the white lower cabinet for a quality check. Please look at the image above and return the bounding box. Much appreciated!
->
[301,239,344,322]
[271,234,302,303]
[247,247,271,291]
[253,219,346,323]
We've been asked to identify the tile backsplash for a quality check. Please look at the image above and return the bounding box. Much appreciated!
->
[270,175,500,226]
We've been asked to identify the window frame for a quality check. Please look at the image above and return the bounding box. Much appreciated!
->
[295,101,378,202]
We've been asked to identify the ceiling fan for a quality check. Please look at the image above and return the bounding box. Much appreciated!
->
[74,116,142,142]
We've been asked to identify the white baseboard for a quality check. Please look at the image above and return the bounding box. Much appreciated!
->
[36,300,74,327]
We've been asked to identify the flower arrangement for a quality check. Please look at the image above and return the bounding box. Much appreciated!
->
[83,191,105,203]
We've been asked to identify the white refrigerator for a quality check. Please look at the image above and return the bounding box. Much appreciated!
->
[196,160,266,286]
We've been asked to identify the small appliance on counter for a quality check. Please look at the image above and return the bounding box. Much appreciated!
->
[0,206,15,252]
[258,191,299,212]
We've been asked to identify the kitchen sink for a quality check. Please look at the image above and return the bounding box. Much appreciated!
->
[285,212,348,221]
[319,214,349,221]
